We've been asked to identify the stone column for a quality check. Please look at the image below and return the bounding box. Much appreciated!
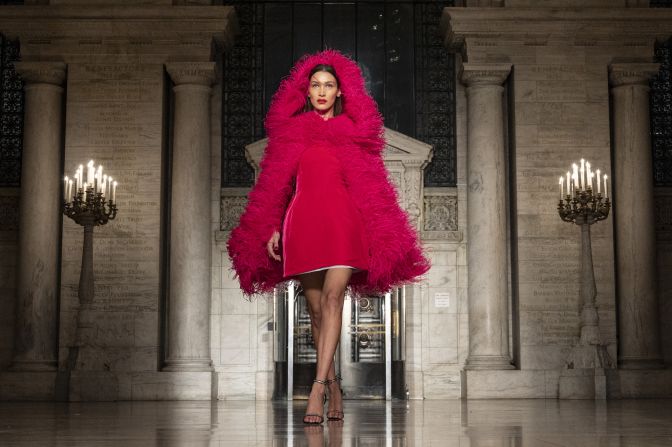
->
[609,63,664,369]
[163,62,215,372]
[460,63,515,370]
[10,62,66,371]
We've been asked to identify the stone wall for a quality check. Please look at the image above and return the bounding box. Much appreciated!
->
[444,4,672,398]
[0,3,235,400]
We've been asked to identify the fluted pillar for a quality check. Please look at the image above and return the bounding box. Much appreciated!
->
[163,62,215,372]
[461,63,515,370]
[10,62,66,371]
[609,63,663,369]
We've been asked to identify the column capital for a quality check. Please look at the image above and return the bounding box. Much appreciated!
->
[165,61,216,86]
[460,63,512,87]
[609,63,660,87]
[14,62,66,86]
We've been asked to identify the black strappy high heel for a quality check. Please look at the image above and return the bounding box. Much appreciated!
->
[303,378,328,425]
[326,374,344,421]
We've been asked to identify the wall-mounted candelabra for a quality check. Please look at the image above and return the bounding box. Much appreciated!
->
[62,160,118,307]
[557,159,614,398]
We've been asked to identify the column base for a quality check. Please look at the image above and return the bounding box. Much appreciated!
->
[0,371,57,400]
[464,355,515,370]
[162,358,214,372]
[558,367,608,399]
[618,358,665,370]
[606,368,672,398]
[9,360,57,372]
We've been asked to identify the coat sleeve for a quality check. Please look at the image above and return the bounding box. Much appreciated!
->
[225,141,296,298]
[345,147,431,297]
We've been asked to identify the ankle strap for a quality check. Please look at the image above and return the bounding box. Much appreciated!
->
[327,374,342,384]
[314,378,329,385]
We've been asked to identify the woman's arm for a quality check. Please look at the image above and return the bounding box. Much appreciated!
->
[226,141,296,296]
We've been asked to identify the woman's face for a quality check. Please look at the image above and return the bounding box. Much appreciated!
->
[307,71,341,118]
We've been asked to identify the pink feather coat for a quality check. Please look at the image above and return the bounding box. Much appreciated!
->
[226,49,431,299]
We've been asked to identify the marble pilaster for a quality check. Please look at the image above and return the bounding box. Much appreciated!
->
[609,63,664,369]
[10,62,66,371]
[163,62,216,372]
[460,63,515,370]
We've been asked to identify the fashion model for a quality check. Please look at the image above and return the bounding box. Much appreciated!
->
[226,49,431,424]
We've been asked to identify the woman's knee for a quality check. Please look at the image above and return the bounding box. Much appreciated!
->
[322,288,345,311]
[308,308,322,328]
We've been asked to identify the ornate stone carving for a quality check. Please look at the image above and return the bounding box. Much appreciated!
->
[424,194,458,232]
[220,195,248,231]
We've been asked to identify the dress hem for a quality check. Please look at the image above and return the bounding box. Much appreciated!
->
[282,264,368,280]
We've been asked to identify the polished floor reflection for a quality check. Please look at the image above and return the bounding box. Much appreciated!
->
[1,399,672,446]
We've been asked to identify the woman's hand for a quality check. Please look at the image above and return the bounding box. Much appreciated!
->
[267,230,281,262]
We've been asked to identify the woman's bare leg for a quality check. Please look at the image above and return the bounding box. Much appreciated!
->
[304,268,351,422]
[299,270,333,423]
[301,273,338,383]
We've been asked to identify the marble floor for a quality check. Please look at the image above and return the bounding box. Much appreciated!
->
[0,399,671,446]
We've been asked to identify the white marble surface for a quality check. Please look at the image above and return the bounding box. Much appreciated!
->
[610,63,664,369]
[1,399,672,446]
[11,62,66,372]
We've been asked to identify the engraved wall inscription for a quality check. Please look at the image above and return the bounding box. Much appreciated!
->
[59,63,164,372]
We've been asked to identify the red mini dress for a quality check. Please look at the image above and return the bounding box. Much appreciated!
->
[281,143,369,279]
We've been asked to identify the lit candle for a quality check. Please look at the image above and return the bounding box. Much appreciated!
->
[580,158,585,190]
[113,181,117,204]
[573,164,579,188]
[68,180,73,201]
[97,165,103,193]
[107,177,113,201]
[63,176,68,201]
[102,174,108,197]
[604,174,608,199]
[579,166,584,190]
[586,162,592,189]
[596,169,601,194]
[87,160,94,188]
[559,176,563,199]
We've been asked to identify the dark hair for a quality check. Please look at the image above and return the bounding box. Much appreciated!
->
[302,63,343,116]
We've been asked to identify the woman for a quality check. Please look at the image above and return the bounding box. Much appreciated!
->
[226,49,431,424]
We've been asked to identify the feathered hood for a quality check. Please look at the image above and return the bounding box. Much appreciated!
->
[263,48,385,155]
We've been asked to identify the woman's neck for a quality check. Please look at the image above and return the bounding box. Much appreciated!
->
[313,109,334,121]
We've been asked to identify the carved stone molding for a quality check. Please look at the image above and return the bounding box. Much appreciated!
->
[165,62,216,86]
[424,194,458,232]
[609,63,661,87]
[220,193,248,232]
[460,63,512,87]
[0,5,237,63]
[13,61,66,86]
